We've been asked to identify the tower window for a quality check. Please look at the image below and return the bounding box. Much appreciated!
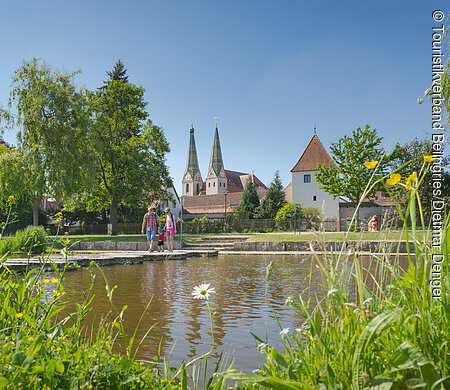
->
[186,183,189,193]
[304,174,311,183]
[313,196,317,201]
[196,183,199,194]
[219,182,221,187]
[213,182,215,187]
[208,183,210,188]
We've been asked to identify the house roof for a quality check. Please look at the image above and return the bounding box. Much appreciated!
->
[183,189,267,214]
[291,134,338,172]
[339,191,395,207]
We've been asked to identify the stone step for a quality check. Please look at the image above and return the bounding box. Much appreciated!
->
[183,242,235,249]
[200,236,250,242]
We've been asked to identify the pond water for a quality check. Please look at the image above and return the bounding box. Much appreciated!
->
[56,253,405,373]
[55,254,324,372]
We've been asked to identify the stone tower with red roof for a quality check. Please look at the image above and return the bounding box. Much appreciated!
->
[290,133,339,218]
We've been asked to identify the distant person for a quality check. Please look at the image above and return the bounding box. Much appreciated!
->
[142,207,160,252]
[368,215,378,231]
[164,207,176,252]
[157,228,165,252]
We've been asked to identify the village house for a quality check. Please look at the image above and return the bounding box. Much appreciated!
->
[286,132,395,230]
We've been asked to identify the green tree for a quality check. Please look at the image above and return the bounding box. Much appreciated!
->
[237,179,260,219]
[99,59,129,91]
[316,125,385,225]
[256,170,286,219]
[388,138,449,216]
[106,59,129,83]
[1,59,92,225]
[69,63,171,235]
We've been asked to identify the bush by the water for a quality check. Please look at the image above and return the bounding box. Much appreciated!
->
[0,226,47,254]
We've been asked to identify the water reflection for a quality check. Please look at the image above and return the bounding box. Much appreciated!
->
[58,253,408,373]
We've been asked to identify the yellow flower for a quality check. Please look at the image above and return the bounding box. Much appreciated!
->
[424,155,435,162]
[363,161,378,169]
[43,279,50,284]
[53,290,61,297]
[6,195,16,205]
[386,173,401,186]
[15,313,23,318]
[405,172,417,191]
[51,278,58,284]
[408,172,417,182]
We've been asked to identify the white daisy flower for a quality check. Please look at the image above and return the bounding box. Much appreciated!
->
[285,296,294,306]
[363,297,373,305]
[280,328,289,337]
[192,283,215,300]
[257,342,268,352]
[327,288,338,296]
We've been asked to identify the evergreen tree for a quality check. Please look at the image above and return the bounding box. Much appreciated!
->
[99,60,129,91]
[237,178,260,219]
[106,59,129,83]
[256,170,286,219]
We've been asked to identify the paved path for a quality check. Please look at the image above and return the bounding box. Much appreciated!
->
[2,250,218,272]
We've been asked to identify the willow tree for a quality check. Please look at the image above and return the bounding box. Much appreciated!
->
[2,59,92,225]
[76,64,171,235]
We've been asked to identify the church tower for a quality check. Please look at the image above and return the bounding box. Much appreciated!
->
[182,125,203,196]
[206,125,227,195]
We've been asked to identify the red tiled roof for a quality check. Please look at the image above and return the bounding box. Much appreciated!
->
[183,189,267,214]
[224,170,267,192]
[291,134,337,172]
[194,170,267,193]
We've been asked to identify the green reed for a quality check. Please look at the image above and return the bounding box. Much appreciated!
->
[220,161,449,389]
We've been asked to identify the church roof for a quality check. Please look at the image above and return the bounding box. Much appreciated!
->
[184,125,201,179]
[224,170,267,192]
[291,134,337,172]
[183,189,267,214]
[208,126,224,176]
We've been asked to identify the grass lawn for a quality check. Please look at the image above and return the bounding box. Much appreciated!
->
[249,230,430,242]
[46,230,430,247]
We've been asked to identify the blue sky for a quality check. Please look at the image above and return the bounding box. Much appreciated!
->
[0,1,448,195]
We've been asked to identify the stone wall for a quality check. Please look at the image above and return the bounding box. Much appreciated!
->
[234,240,420,253]
[72,241,183,251]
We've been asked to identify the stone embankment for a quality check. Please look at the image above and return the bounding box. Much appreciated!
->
[181,235,420,254]
[2,249,218,273]
[234,240,420,253]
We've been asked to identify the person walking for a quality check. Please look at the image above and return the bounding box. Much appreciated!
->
[164,207,176,252]
[142,207,160,252]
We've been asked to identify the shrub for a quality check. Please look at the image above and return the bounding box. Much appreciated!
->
[275,202,302,221]
[0,226,47,254]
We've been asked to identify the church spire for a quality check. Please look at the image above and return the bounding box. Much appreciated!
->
[186,124,200,178]
[208,125,224,177]
[182,124,203,196]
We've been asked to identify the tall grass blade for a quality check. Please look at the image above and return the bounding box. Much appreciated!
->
[352,309,402,390]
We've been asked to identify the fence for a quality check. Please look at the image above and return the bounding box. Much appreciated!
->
[62,218,347,235]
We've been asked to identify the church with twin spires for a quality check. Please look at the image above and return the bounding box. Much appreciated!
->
[181,124,267,219]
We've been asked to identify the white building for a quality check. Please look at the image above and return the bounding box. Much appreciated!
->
[289,134,339,219]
